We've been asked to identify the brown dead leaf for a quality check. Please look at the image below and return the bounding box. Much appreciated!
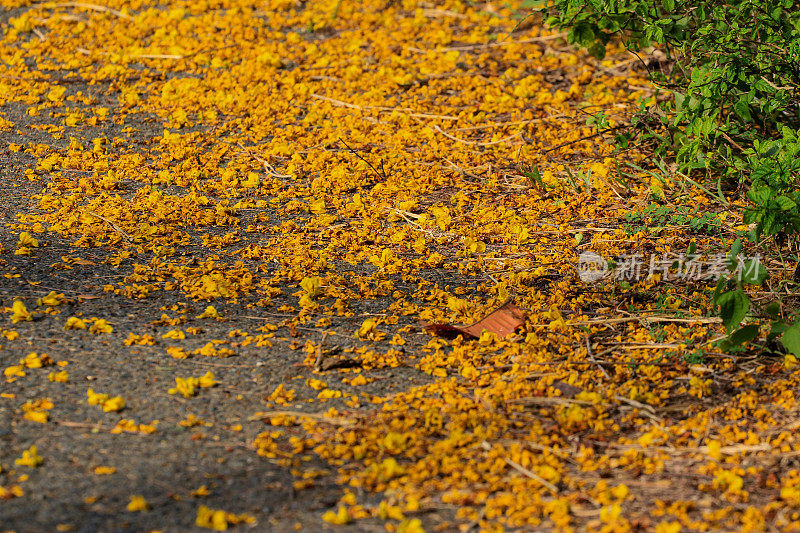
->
[426,299,526,339]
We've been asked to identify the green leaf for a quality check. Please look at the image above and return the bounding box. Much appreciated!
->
[733,98,751,121]
[727,239,742,270]
[727,324,760,347]
[764,301,781,319]
[780,321,800,356]
[569,23,595,46]
[524,166,543,188]
[712,275,727,304]
[762,141,781,157]
[740,258,768,285]
[716,289,750,332]
[768,320,789,341]
[648,24,664,43]
[776,196,797,211]
[588,41,607,59]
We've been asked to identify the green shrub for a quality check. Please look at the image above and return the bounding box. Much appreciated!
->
[544,0,800,239]
[541,0,800,354]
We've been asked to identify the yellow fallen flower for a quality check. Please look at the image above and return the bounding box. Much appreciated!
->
[87,389,125,412]
[89,319,113,334]
[126,495,150,512]
[15,445,42,468]
[64,317,87,330]
[37,291,65,307]
[10,300,32,324]
[196,305,219,319]
[169,372,218,398]
[196,505,255,530]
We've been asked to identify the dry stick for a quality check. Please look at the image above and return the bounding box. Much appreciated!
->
[409,33,568,53]
[241,313,295,320]
[585,336,611,379]
[339,138,386,181]
[586,439,772,457]
[387,208,441,238]
[444,159,485,181]
[432,124,522,147]
[720,130,745,152]
[543,126,623,154]
[313,332,329,372]
[41,1,132,20]
[83,210,133,242]
[248,410,353,426]
[455,115,567,131]
[476,358,681,371]
[176,359,251,368]
[569,316,721,326]
[309,93,459,121]
[611,343,683,350]
[496,12,536,43]
[613,395,662,422]
[55,420,108,430]
[130,54,184,60]
[513,395,662,422]
[422,8,467,19]
[236,143,292,178]
[480,441,559,494]
[582,360,681,367]
[402,111,460,121]
[295,326,356,338]
[311,92,362,109]
[510,397,594,407]
[38,13,87,23]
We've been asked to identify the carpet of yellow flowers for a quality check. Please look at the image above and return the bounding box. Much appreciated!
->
[2,0,800,531]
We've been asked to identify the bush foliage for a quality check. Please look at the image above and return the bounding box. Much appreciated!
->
[541,0,800,353]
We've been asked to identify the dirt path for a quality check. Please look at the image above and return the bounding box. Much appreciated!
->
[2,1,799,532]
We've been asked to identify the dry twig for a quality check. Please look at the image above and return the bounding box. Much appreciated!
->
[39,2,132,20]
[480,441,559,494]
[83,210,133,242]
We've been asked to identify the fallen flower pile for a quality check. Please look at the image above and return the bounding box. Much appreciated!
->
[0,0,799,531]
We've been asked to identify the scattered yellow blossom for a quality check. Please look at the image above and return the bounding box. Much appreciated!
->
[169,372,217,398]
[0,485,24,499]
[10,301,32,324]
[167,346,190,359]
[89,319,113,334]
[126,495,150,512]
[64,317,87,330]
[191,485,210,497]
[322,506,352,525]
[196,306,219,319]
[48,371,69,383]
[17,231,39,249]
[196,505,255,530]
[37,291,65,307]
[87,389,125,412]
[124,333,157,346]
[20,398,53,423]
[110,420,157,434]
[306,378,327,390]
[15,445,43,467]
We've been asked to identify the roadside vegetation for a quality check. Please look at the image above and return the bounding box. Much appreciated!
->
[544,0,800,355]
[1,0,800,531]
